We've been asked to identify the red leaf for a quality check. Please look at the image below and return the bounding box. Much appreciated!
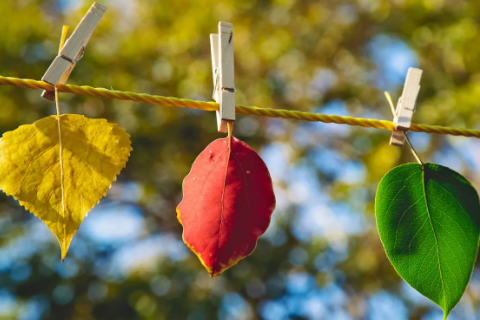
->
[177,135,276,277]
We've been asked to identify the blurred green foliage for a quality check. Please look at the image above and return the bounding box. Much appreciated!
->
[1,0,480,319]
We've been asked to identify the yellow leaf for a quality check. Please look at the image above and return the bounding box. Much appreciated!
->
[0,114,132,259]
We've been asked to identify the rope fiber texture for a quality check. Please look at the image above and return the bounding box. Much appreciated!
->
[1,75,479,139]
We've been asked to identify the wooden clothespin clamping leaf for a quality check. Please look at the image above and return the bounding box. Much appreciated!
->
[210,22,235,133]
[41,2,107,101]
[390,67,422,147]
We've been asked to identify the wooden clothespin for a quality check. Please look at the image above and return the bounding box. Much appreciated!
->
[390,68,423,146]
[41,2,107,101]
[210,22,235,133]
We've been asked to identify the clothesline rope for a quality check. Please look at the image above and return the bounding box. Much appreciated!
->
[1,75,479,138]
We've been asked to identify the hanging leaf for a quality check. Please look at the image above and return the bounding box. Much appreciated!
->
[0,114,131,259]
[177,135,275,277]
[375,163,480,319]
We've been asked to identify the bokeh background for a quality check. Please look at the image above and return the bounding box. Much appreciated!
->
[1,0,480,319]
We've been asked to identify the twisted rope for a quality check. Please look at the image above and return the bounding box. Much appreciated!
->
[1,75,479,138]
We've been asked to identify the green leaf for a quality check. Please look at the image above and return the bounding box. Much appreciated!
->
[375,163,480,319]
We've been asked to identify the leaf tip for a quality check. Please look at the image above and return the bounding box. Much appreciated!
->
[58,235,73,262]
[60,247,68,262]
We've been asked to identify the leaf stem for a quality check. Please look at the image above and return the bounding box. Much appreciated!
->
[404,133,423,165]
[227,121,233,149]
[384,91,423,166]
